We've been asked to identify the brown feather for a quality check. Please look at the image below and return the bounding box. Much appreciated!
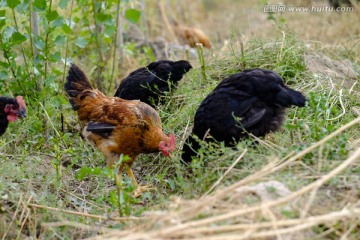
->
[65,64,174,170]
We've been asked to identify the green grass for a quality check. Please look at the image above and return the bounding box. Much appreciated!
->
[1,13,360,240]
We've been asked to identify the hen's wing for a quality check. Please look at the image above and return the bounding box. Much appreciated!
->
[182,86,263,162]
[193,85,268,145]
[80,96,164,160]
[86,122,117,138]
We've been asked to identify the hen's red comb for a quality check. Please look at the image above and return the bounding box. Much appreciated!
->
[16,96,26,109]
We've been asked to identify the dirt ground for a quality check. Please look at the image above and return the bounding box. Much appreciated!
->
[191,0,359,52]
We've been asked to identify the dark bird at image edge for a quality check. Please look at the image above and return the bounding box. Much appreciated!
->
[0,96,27,136]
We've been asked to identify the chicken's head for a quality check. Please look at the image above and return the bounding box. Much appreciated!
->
[4,96,27,122]
[159,133,176,156]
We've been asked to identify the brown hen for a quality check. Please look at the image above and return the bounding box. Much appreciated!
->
[65,64,176,197]
[174,24,212,49]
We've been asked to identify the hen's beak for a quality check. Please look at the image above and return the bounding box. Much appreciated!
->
[17,108,27,118]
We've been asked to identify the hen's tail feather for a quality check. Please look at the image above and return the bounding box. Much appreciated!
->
[65,64,93,92]
[65,64,93,110]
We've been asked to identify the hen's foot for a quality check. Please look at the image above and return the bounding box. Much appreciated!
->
[133,184,154,198]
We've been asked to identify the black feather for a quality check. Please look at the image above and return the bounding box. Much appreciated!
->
[114,60,192,107]
[86,122,116,138]
[67,90,80,97]
[65,64,93,110]
[182,68,307,163]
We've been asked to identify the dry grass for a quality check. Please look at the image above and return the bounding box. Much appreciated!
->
[10,117,356,239]
[89,116,360,239]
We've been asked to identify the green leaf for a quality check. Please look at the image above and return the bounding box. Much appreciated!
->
[34,36,45,50]
[34,0,46,12]
[6,0,20,9]
[54,35,66,46]
[51,16,64,28]
[61,24,71,34]
[95,13,112,24]
[0,70,9,80]
[0,10,6,17]
[50,51,61,62]
[16,2,29,13]
[76,166,92,180]
[9,32,27,45]
[75,37,88,48]
[3,27,15,41]
[125,9,141,24]
[105,25,115,37]
[0,61,10,68]
[76,166,102,180]
[108,190,118,205]
[46,10,59,22]
[59,0,70,9]
[0,17,6,30]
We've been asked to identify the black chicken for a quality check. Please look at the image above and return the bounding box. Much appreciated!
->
[114,60,192,107]
[0,96,27,136]
[181,68,307,163]
[329,0,358,9]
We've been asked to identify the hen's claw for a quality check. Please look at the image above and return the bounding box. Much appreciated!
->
[133,184,154,198]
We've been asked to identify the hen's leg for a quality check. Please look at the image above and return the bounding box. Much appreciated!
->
[125,167,153,198]
[125,167,138,186]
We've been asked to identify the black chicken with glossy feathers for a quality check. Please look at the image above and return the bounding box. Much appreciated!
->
[181,68,307,163]
[0,96,27,136]
[114,60,192,107]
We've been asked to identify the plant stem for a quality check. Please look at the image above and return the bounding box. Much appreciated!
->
[110,0,121,92]
[240,41,246,68]
[29,0,40,91]
[11,9,31,93]
[114,173,123,217]
[44,0,53,82]
[60,0,74,133]
[61,0,74,88]
[196,43,207,82]
[141,0,149,45]
[91,0,105,92]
